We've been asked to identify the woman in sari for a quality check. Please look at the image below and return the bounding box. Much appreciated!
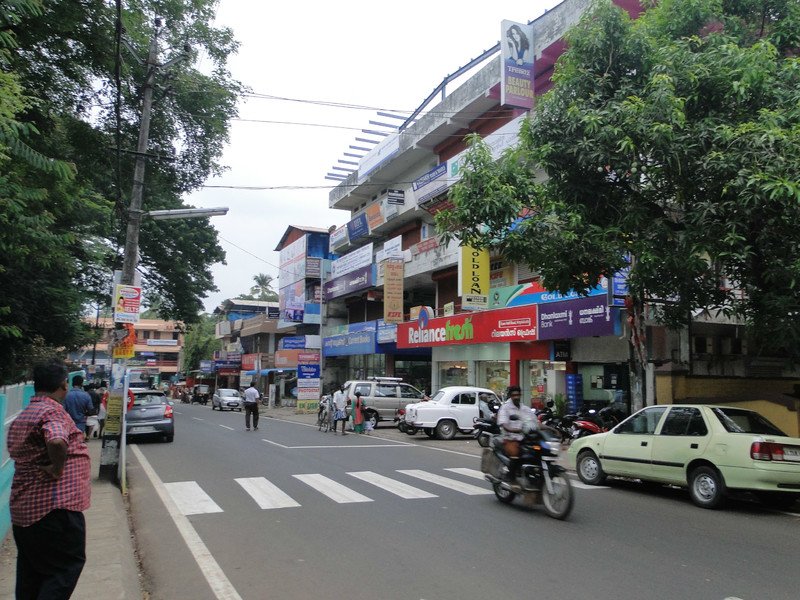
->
[353,391,365,434]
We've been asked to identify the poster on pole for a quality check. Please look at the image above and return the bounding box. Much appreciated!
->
[383,259,405,324]
[111,323,136,359]
[113,284,142,323]
[501,20,535,109]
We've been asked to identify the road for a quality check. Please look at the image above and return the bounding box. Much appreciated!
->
[127,403,800,600]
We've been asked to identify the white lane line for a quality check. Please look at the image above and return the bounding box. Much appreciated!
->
[262,439,290,448]
[293,474,373,504]
[348,471,438,499]
[192,417,204,421]
[568,478,609,490]
[235,477,301,509]
[164,481,224,515]
[219,424,234,431]
[779,511,800,517]
[397,470,493,495]
[444,467,485,480]
[130,446,242,600]
[260,438,408,450]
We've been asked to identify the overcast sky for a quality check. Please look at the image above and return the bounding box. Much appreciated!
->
[187,0,562,312]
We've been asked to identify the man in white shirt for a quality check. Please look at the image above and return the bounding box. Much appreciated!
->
[496,385,537,480]
[243,383,261,431]
[331,385,348,435]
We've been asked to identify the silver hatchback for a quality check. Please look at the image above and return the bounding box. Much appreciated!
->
[212,388,242,411]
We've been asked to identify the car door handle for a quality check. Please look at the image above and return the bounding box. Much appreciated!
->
[641,441,648,447]
[690,443,698,449]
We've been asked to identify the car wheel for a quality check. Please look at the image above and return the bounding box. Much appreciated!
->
[755,492,799,510]
[435,419,456,440]
[577,451,606,485]
[365,411,378,430]
[492,482,516,504]
[164,434,174,443]
[688,466,725,509]
[424,428,435,438]
[405,425,418,436]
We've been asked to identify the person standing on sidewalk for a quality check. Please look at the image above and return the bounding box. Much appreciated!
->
[64,375,95,438]
[331,384,348,435]
[243,382,260,431]
[7,359,91,599]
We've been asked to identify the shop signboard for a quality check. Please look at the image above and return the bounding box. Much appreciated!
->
[358,134,400,182]
[298,351,320,363]
[553,340,571,362]
[303,302,321,324]
[267,306,280,319]
[346,213,369,242]
[397,304,538,349]
[331,243,373,279]
[609,265,630,307]
[537,296,617,340]
[366,202,385,231]
[329,225,349,251]
[146,339,178,346]
[323,264,375,301]
[298,364,321,379]
[458,246,490,310]
[278,236,307,287]
[375,235,403,263]
[323,329,378,356]
[214,360,240,370]
[500,20,535,109]
[443,302,455,316]
[376,320,397,344]
[383,259,404,323]
[487,279,609,310]
[199,360,215,372]
[275,349,303,368]
[280,336,306,349]
[412,163,447,206]
[297,387,320,400]
[241,354,259,371]
[305,257,321,278]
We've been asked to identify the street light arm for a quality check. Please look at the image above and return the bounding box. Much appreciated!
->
[145,207,229,220]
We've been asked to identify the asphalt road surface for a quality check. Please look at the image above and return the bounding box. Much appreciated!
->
[127,403,800,600]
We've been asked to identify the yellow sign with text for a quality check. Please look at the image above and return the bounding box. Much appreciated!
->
[458,246,490,310]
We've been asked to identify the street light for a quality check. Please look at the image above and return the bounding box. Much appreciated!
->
[145,207,229,220]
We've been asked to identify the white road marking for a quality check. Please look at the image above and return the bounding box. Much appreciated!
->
[397,470,493,495]
[261,438,408,450]
[218,424,234,431]
[293,474,373,503]
[164,481,224,515]
[779,511,800,518]
[348,471,438,499]
[568,478,609,490]
[131,446,242,600]
[235,477,301,509]
[192,417,204,421]
[444,467,484,480]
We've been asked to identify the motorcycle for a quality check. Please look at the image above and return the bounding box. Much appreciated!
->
[534,401,571,443]
[471,395,502,447]
[480,420,574,520]
[570,404,627,440]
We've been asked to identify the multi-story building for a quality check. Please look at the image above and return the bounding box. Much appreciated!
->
[318,0,800,434]
[71,317,184,387]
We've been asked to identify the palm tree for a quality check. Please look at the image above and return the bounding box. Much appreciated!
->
[239,273,278,301]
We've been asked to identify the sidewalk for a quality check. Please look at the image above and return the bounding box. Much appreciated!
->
[0,439,143,599]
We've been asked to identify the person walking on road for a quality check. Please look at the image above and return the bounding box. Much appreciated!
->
[353,391,365,434]
[243,383,260,431]
[331,384,348,435]
[64,375,94,439]
[7,359,91,600]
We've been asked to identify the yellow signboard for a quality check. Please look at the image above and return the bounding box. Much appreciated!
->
[458,246,490,310]
[104,392,124,435]
[383,259,404,324]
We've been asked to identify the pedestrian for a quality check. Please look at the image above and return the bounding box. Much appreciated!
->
[243,382,260,431]
[353,391,365,434]
[7,359,91,599]
[64,375,95,438]
[331,384,348,435]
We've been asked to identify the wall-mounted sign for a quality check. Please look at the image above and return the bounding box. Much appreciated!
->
[329,225,349,250]
[412,163,448,206]
[305,257,321,278]
[386,189,405,204]
[458,246,490,310]
[443,302,455,317]
[324,264,375,301]
[383,259,404,324]
[501,20,535,109]
[331,243,373,279]
[366,202,385,231]
[537,296,617,340]
[346,213,369,242]
[146,339,178,346]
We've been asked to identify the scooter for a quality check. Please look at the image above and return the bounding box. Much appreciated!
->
[480,421,574,520]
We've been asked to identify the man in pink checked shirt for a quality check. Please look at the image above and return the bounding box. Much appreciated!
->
[7,359,91,599]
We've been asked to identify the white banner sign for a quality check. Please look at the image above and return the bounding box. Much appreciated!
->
[331,243,374,279]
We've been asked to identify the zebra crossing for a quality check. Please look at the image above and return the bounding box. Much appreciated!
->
[163,468,607,515]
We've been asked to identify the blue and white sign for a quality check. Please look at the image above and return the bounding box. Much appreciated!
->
[323,329,378,357]
[412,163,448,205]
[347,213,369,242]
[280,336,306,350]
[298,364,321,379]
[609,266,630,307]
[377,319,398,344]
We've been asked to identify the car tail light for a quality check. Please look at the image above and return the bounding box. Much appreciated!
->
[164,404,174,419]
[750,441,785,461]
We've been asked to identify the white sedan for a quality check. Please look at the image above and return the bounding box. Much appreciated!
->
[404,386,500,440]
[569,404,800,509]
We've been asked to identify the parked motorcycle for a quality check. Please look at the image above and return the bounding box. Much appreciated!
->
[570,404,627,440]
[534,401,571,443]
[472,417,500,447]
[480,421,574,520]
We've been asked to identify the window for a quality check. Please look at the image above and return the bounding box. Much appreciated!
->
[375,384,397,398]
[712,408,786,436]
[459,393,476,405]
[615,407,668,434]
[399,384,423,399]
[660,407,708,436]
[354,383,372,397]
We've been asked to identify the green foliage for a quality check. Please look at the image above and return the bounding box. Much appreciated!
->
[237,273,279,302]
[438,0,800,360]
[181,313,220,373]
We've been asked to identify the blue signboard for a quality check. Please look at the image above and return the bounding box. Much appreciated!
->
[323,329,378,357]
[346,213,369,242]
[280,336,306,350]
[609,266,630,307]
[298,364,321,379]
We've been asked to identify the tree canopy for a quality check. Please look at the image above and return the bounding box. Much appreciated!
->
[0,0,241,382]
[237,273,279,302]
[437,0,800,360]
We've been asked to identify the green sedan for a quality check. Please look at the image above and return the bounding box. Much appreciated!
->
[568,404,800,509]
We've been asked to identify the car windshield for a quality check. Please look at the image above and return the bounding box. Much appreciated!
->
[132,393,166,406]
[219,389,239,397]
[711,407,786,436]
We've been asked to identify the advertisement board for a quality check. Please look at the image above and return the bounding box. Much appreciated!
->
[329,225,349,251]
[397,304,538,349]
[241,354,259,371]
[113,284,142,324]
[376,320,398,344]
[278,236,307,287]
[412,163,448,206]
[501,20,535,109]
[537,296,617,340]
[458,246,490,310]
[383,259,404,324]
[347,213,369,242]
[323,264,375,301]
[275,350,303,368]
[487,279,609,310]
[111,323,136,359]
[331,243,373,279]
[323,329,378,356]
[366,202,385,231]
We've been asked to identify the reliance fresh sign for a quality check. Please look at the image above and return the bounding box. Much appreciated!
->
[397,305,538,349]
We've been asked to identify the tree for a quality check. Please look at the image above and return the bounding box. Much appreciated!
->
[0,0,242,382]
[237,273,279,302]
[437,0,800,406]
[181,313,220,373]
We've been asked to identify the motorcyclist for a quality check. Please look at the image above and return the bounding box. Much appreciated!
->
[496,385,538,483]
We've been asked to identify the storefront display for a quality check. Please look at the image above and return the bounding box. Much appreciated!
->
[438,361,468,387]
[476,361,510,397]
